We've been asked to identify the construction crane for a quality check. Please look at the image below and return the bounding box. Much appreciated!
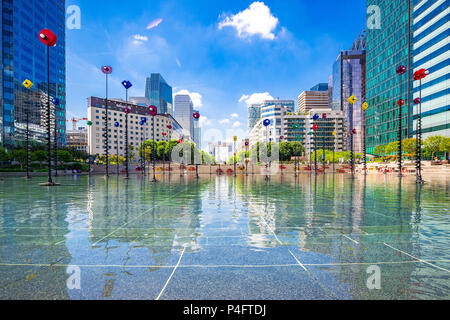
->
[66,117,88,131]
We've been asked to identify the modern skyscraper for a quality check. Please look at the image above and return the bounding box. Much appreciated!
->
[310,83,329,92]
[298,90,329,112]
[331,30,366,153]
[413,0,449,138]
[248,104,261,133]
[145,73,173,115]
[174,94,194,140]
[366,0,413,154]
[1,0,66,148]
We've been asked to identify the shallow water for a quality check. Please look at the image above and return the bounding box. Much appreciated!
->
[0,173,449,300]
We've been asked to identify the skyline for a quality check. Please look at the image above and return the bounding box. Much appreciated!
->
[66,0,366,145]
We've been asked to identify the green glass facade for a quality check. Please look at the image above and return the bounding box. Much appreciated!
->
[366,0,413,154]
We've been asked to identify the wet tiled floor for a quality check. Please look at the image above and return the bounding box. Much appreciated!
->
[0,173,449,300]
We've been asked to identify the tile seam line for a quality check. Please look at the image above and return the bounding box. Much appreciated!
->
[383,242,450,273]
[155,245,186,301]
[258,215,338,300]
[0,259,449,269]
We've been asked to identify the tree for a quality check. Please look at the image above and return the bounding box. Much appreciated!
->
[10,149,27,169]
[439,137,450,160]
[402,138,417,158]
[57,150,73,164]
[385,142,399,156]
[129,145,136,163]
[424,135,444,160]
[31,150,47,168]
[374,145,386,157]
[291,142,305,158]
[0,147,9,162]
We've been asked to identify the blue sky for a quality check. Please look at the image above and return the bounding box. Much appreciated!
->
[66,0,366,145]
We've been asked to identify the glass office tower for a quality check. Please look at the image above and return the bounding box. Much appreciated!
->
[145,73,173,116]
[331,31,366,153]
[366,0,413,154]
[412,0,449,138]
[247,104,261,133]
[1,0,66,148]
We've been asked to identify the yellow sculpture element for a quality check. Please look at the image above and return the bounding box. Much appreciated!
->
[233,136,238,142]
[348,95,358,105]
[362,102,369,110]
[22,79,33,89]
[332,131,336,136]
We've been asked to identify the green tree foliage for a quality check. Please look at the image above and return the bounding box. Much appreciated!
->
[31,150,47,168]
[10,149,27,169]
[374,145,387,157]
[424,135,444,159]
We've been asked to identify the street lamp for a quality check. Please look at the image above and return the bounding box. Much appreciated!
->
[347,95,358,175]
[87,121,93,175]
[167,125,173,174]
[245,140,249,176]
[52,97,60,177]
[38,29,57,186]
[139,117,147,175]
[121,80,132,179]
[233,135,238,178]
[194,112,201,178]
[312,122,319,174]
[413,68,429,184]
[114,121,120,174]
[362,102,369,174]
[101,66,113,178]
[396,65,407,177]
[149,105,158,182]
[332,130,336,173]
[22,79,33,180]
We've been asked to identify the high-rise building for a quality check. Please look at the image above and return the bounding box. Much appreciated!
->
[331,30,366,153]
[298,90,329,112]
[310,83,329,92]
[366,0,413,154]
[248,104,261,133]
[129,96,150,107]
[259,100,295,143]
[66,128,88,153]
[145,74,173,115]
[87,97,182,160]
[1,0,66,148]
[174,94,194,140]
[249,108,346,155]
[193,109,201,149]
[412,0,449,138]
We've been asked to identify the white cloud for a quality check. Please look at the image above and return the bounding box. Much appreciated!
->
[238,95,249,102]
[219,119,230,125]
[199,116,212,127]
[174,89,203,108]
[232,121,242,128]
[147,18,163,30]
[218,2,279,40]
[175,58,182,67]
[239,92,274,106]
[230,113,239,118]
[132,34,149,45]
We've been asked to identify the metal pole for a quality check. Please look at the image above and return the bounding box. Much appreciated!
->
[125,88,129,179]
[416,79,424,184]
[26,109,30,179]
[234,140,237,177]
[116,134,119,175]
[105,74,109,178]
[350,104,355,175]
[152,116,156,182]
[398,95,403,178]
[322,135,326,173]
[363,108,367,175]
[46,46,53,184]
[54,103,58,177]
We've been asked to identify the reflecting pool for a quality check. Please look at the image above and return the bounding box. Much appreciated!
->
[0,173,449,300]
